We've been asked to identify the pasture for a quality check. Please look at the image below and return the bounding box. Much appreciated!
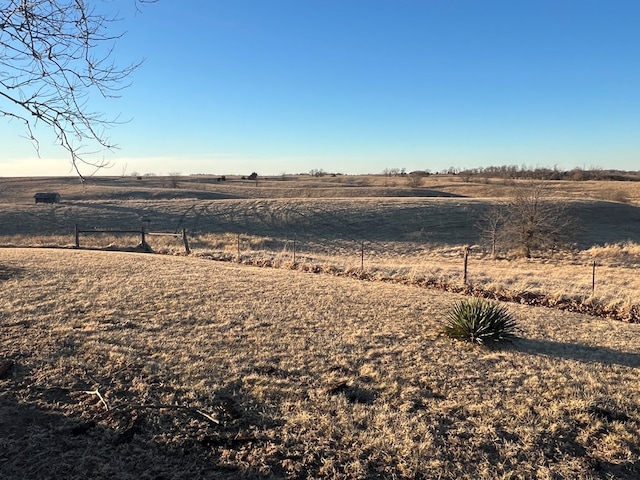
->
[1,174,640,320]
[2,248,640,479]
[1,174,640,478]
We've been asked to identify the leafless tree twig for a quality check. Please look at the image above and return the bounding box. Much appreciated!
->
[0,0,156,178]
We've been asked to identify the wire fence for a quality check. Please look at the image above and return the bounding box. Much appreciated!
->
[74,224,190,254]
[59,221,613,301]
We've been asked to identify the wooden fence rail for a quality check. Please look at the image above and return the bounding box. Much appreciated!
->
[74,225,190,254]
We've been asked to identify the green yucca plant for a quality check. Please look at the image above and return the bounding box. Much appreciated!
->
[444,297,517,345]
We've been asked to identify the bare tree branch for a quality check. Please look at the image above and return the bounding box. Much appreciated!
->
[0,0,155,178]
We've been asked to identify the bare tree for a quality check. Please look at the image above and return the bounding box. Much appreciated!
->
[167,172,181,188]
[406,174,423,188]
[0,0,155,177]
[479,183,576,258]
[476,204,508,259]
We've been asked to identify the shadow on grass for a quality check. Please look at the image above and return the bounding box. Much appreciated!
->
[0,264,24,280]
[378,188,466,198]
[0,371,283,479]
[570,200,640,247]
[0,392,243,479]
[509,337,640,368]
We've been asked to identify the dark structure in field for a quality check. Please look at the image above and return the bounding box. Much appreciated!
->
[34,193,61,204]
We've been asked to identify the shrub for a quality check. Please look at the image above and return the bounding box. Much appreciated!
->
[444,297,517,345]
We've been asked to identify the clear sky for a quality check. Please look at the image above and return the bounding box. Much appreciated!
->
[1,0,639,177]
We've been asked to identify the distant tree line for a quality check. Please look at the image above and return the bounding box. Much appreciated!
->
[458,165,640,182]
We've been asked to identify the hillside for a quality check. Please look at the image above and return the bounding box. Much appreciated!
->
[1,175,640,250]
[1,248,639,479]
[2,175,640,323]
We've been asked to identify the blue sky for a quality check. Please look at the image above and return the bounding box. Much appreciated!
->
[1,0,639,176]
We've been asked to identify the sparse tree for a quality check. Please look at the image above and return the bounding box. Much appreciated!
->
[477,204,508,259]
[0,0,155,177]
[459,170,472,183]
[167,172,181,188]
[406,174,423,188]
[479,183,576,258]
[383,167,404,177]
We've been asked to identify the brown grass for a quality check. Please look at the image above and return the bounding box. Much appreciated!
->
[3,173,640,203]
[2,248,640,479]
[182,241,640,322]
[2,175,640,322]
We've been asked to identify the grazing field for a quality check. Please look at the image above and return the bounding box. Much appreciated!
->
[1,175,640,321]
[1,248,640,479]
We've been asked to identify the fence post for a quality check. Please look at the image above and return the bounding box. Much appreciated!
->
[463,246,470,286]
[182,229,191,254]
[293,234,297,264]
[140,226,146,245]
[592,261,596,296]
[237,234,241,261]
[361,241,365,271]
[75,224,80,248]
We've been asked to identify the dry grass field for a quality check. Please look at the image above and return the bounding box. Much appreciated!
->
[1,174,640,478]
[1,174,640,321]
[2,248,640,479]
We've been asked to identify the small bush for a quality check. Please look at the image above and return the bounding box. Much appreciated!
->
[444,297,517,345]
[596,189,630,203]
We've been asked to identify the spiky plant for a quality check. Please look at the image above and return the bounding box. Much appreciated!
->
[444,297,517,345]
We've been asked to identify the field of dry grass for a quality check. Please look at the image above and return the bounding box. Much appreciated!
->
[2,248,640,479]
[2,174,640,322]
[2,175,639,251]
[1,175,640,477]
[3,173,640,202]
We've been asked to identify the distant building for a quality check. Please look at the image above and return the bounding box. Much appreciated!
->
[34,193,61,204]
